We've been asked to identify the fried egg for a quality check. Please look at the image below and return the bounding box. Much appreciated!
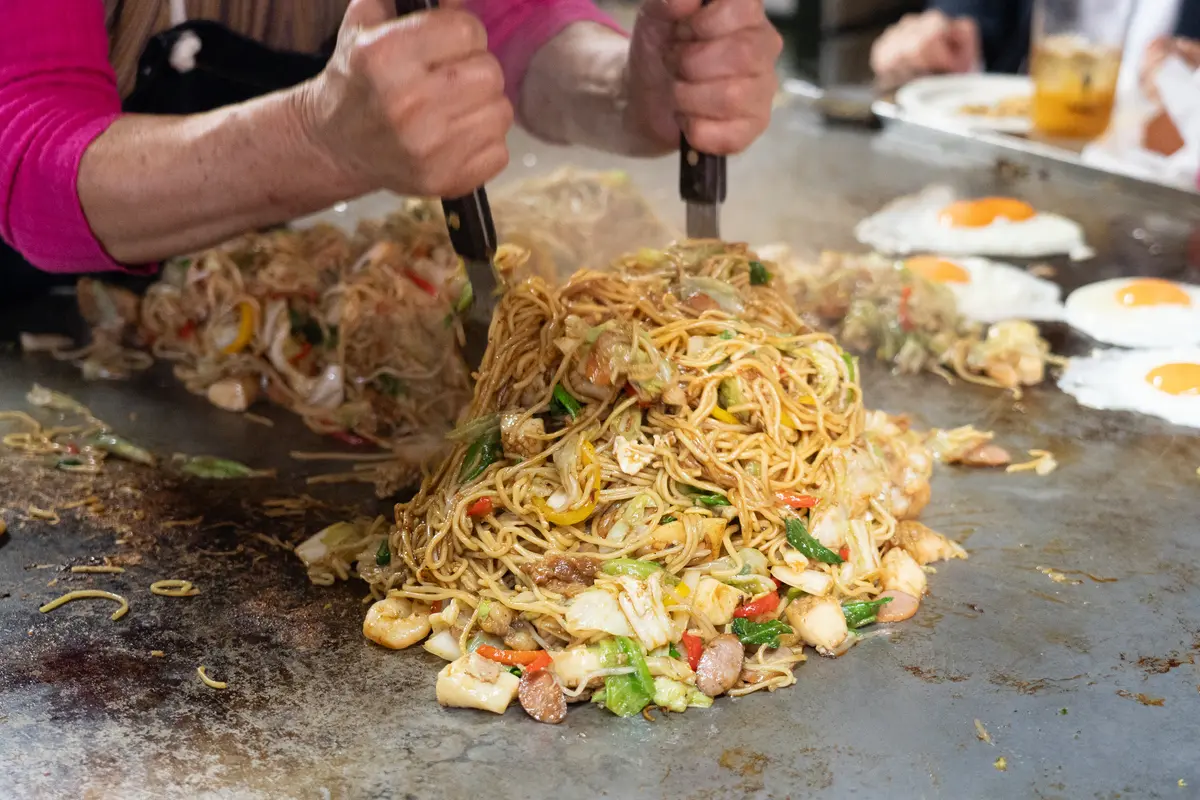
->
[1058,348,1200,428]
[856,185,1092,260]
[1063,277,1200,348]
[903,255,1064,323]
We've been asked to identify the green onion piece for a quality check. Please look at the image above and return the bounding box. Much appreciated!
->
[749,260,772,286]
[375,539,391,566]
[660,515,677,524]
[550,383,583,420]
[601,558,663,580]
[842,352,857,382]
[731,617,792,648]
[179,456,259,480]
[89,433,155,466]
[718,330,735,340]
[697,494,731,508]
[477,599,491,620]
[509,666,523,677]
[668,642,682,660]
[459,428,502,483]
[785,517,843,564]
[455,282,474,313]
[842,597,892,629]
[373,374,406,397]
[785,587,808,601]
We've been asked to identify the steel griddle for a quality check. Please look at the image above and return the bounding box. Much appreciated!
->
[3,109,1200,800]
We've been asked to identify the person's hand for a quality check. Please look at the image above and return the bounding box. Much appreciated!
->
[626,0,783,155]
[870,10,980,92]
[1140,36,1200,105]
[298,0,512,198]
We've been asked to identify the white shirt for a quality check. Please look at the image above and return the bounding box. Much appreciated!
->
[1117,0,1183,95]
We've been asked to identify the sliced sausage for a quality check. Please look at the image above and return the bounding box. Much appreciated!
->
[518,669,567,724]
[875,590,920,623]
[959,443,1011,468]
[695,634,745,697]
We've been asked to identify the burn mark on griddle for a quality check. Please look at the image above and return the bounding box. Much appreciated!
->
[989,673,1085,695]
[903,665,969,683]
[1115,690,1165,707]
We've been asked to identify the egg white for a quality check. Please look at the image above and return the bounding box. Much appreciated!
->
[856,185,1092,260]
[1058,347,1200,428]
[1063,277,1200,348]
[910,256,1064,324]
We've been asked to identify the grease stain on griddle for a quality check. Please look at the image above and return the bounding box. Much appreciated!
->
[904,665,970,683]
[1115,690,1165,707]
[989,673,1086,695]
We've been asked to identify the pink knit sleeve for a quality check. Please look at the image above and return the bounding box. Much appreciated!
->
[0,0,135,274]
[468,0,628,105]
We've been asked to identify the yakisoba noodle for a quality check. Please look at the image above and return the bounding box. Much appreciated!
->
[306,241,967,723]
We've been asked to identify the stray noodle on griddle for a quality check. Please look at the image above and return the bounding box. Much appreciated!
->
[298,242,967,723]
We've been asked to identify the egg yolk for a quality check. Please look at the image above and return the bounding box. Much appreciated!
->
[1115,278,1192,308]
[1145,362,1200,396]
[938,198,1037,228]
[905,256,971,283]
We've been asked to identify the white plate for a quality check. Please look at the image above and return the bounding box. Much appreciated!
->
[895,74,1034,134]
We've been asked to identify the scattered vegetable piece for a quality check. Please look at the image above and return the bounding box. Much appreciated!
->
[475,645,547,667]
[733,592,780,620]
[749,260,771,286]
[467,497,494,517]
[680,631,703,670]
[177,455,268,479]
[730,617,792,648]
[601,558,663,580]
[974,719,992,744]
[375,539,391,567]
[222,302,255,355]
[785,518,844,564]
[460,428,503,483]
[550,383,583,420]
[775,491,818,509]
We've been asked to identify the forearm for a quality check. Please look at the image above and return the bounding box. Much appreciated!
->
[518,23,672,157]
[79,86,364,265]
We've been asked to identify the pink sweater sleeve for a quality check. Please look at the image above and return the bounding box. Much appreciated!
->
[1,0,624,276]
[469,0,628,106]
[0,0,132,274]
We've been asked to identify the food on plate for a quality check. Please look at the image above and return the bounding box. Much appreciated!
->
[763,247,1055,394]
[902,255,1063,323]
[1058,348,1200,428]
[296,242,968,723]
[959,95,1030,118]
[854,185,1092,260]
[1063,277,1200,348]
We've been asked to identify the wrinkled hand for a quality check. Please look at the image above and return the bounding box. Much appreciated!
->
[300,0,512,198]
[870,10,980,91]
[1140,36,1200,105]
[627,0,783,155]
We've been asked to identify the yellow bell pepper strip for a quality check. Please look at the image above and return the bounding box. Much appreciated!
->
[533,495,597,526]
[222,302,255,355]
[710,406,739,425]
[534,439,601,525]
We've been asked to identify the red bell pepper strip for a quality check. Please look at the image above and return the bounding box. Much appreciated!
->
[289,341,313,365]
[679,631,703,671]
[838,545,851,561]
[404,269,439,298]
[775,491,818,509]
[899,286,914,332]
[475,644,547,667]
[177,320,196,339]
[524,651,553,673]
[733,591,780,620]
[467,497,493,517]
[330,431,367,446]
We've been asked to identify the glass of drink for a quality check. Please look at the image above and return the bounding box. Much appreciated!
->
[1030,0,1134,141]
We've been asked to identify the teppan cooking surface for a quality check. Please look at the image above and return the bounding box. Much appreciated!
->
[3,110,1200,799]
